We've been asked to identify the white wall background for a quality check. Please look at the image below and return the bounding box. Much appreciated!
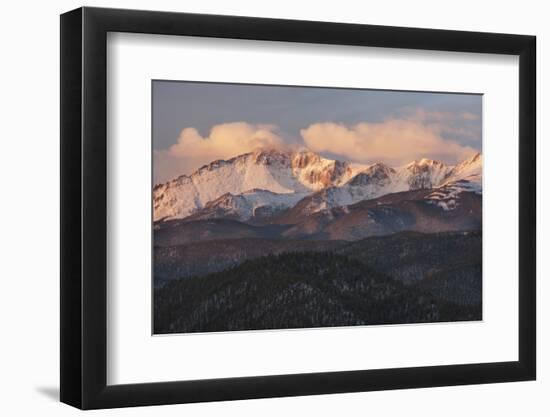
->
[0,0,545,415]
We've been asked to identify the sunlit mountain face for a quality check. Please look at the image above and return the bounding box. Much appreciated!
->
[153,148,481,223]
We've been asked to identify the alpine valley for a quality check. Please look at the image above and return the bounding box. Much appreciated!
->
[153,148,482,334]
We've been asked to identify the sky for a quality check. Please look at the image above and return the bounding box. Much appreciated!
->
[153,80,482,184]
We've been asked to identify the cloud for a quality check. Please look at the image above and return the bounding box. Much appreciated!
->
[154,122,285,183]
[155,110,481,183]
[300,113,479,167]
[398,108,482,142]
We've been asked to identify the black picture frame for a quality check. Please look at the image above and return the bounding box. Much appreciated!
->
[60,6,536,410]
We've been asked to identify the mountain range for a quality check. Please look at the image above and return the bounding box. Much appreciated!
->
[153,148,481,223]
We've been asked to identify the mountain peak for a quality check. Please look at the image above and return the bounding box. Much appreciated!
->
[365,162,395,174]
[248,147,292,167]
[464,152,481,164]
[402,158,451,190]
[408,158,445,168]
[251,146,291,157]
[442,152,482,187]
[291,149,325,169]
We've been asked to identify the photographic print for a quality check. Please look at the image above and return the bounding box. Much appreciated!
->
[152,81,482,335]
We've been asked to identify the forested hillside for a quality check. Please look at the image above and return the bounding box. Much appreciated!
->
[154,251,481,334]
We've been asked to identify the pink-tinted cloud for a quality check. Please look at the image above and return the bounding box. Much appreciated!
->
[155,111,480,183]
[300,114,479,167]
[154,122,285,183]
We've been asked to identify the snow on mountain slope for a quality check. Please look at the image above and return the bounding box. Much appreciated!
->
[443,153,482,185]
[390,158,453,192]
[423,153,482,211]
[153,148,362,221]
[293,156,482,215]
[153,148,482,221]
[426,179,481,211]
[290,163,395,215]
[186,189,307,222]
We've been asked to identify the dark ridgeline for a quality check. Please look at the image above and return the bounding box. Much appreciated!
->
[154,231,482,334]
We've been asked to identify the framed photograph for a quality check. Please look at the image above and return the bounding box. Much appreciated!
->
[60,7,536,409]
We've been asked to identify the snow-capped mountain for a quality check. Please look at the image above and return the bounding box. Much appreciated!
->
[285,153,482,217]
[287,163,395,216]
[153,148,363,221]
[153,148,482,222]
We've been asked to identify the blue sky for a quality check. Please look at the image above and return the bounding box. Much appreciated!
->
[153,80,482,183]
